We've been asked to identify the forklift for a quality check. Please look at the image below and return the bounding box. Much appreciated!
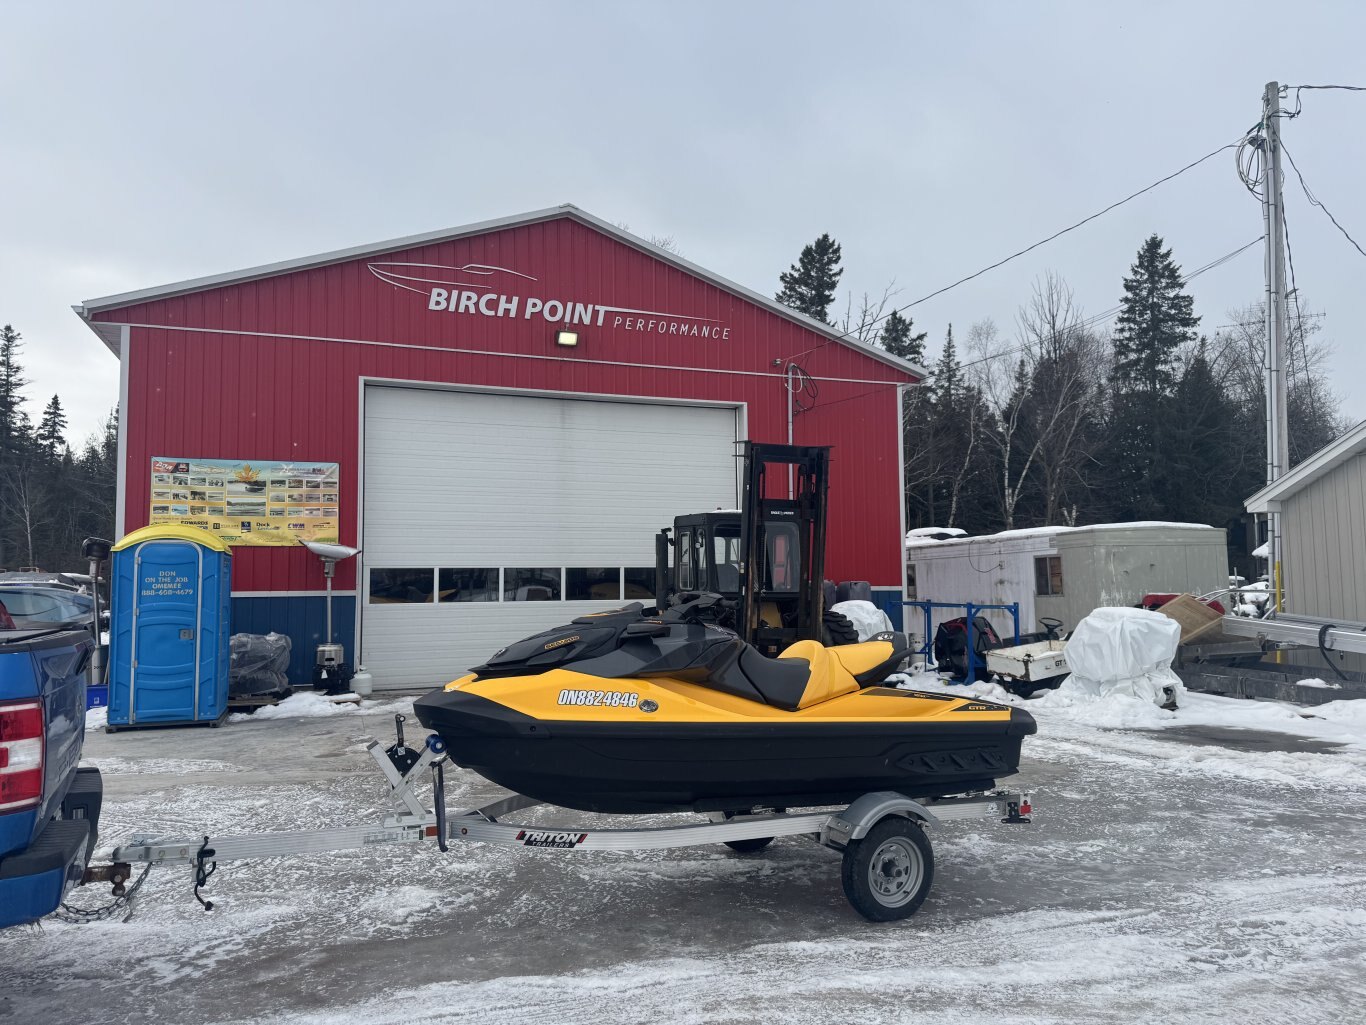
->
[654,442,861,657]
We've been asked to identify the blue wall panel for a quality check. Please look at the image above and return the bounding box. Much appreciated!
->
[230,595,356,685]
[869,588,905,631]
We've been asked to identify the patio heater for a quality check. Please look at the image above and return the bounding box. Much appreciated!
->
[301,540,360,693]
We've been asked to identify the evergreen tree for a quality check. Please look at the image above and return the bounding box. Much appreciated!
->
[1168,340,1242,528]
[1105,235,1200,519]
[775,234,843,323]
[0,325,28,464]
[878,309,928,364]
[36,394,67,462]
[1110,235,1199,395]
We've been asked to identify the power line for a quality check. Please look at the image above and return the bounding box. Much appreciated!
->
[1280,139,1366,259]
[916,237,1261,382]
[780,138,1245,364]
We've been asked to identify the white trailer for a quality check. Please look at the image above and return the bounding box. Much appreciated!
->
[907,522,1229,642]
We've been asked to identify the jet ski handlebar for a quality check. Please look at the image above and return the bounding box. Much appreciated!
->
[664,591,738,626]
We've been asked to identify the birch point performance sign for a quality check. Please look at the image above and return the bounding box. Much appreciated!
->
[149,458,341,547]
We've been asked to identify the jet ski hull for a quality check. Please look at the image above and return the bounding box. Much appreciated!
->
[415,687,1036,814]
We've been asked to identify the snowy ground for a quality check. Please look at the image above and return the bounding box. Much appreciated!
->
[3,685,1366,1025]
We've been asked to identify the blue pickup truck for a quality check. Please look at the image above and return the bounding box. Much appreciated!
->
[0,601,104,928]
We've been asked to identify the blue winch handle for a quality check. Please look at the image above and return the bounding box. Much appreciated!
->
[426,734,446,754]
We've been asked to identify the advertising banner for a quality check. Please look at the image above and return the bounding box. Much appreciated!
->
[149,458,340,547]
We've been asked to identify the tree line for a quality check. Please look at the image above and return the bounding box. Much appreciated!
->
[0,325,117,572]
[775,233,1345,573]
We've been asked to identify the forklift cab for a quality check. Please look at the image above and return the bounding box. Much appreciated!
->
[655,444,829,657]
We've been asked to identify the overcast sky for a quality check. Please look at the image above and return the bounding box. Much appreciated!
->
[4,1,1363,444]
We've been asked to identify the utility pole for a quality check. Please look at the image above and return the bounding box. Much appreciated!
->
[1261,80,1291,613]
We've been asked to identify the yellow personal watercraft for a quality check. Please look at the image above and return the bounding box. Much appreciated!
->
[414,600,1036,814]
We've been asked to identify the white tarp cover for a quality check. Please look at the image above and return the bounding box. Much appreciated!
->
[830,600,894,641]
[1057,606,1186,707]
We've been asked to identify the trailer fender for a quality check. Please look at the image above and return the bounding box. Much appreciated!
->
[821,791,938,847]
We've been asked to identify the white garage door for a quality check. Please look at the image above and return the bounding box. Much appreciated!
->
[360,386,740,690]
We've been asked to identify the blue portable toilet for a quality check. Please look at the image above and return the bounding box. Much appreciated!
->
[108,525,232,728]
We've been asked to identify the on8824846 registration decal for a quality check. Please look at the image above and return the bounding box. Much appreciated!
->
[556,689,640,708]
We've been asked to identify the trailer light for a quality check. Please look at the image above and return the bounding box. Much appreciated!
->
[1019,799,1032,817]
[0,700,44,812]
[555,330,579,348]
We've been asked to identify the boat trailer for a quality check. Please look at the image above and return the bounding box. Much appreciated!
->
[82,715,1034,923]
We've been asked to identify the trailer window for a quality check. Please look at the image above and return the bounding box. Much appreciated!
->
[764,523,800,593]
[1034,556,1063,596]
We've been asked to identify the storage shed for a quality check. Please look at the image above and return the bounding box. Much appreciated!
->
[906,522,1229,641]
[76,205,920,690]
[1245,418,1366,625]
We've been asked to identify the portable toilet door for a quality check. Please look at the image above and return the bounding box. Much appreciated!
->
[108,525,232,727]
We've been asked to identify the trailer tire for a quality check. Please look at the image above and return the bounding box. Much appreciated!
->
[822,610,861,648]
[724,836,775,853]
[840,816,934,922]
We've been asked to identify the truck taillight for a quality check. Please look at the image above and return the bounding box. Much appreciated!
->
[0,700,44,813]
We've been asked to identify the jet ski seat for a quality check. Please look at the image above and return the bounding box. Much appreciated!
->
[735,638,913,712]
[778,640,861,708]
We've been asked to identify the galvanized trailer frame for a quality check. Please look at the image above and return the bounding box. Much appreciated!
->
[88,721,1034,922]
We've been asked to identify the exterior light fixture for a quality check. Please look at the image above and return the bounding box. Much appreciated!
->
[556,330,579,348]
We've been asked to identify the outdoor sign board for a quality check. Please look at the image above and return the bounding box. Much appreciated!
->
[148,457,340,547]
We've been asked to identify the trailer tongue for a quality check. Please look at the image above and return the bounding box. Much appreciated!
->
[80,714,1034,923]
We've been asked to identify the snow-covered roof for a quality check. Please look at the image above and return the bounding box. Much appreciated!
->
[905,520,1219,552]
[1251,541,1270,559]
[1245,418,1366,514]
[907,526,967,538]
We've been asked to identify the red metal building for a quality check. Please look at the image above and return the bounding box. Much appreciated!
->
[77,205,919,690]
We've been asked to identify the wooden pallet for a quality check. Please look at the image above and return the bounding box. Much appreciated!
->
[1153,593,1226,645]
[228,690,290,711]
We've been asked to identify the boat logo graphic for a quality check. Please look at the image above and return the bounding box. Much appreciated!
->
[516,830,589,849]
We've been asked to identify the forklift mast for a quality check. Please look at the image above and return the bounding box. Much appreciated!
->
[738,443,830,653]
[654,442,831,656]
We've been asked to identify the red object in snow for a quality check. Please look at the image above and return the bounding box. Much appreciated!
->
[1138,593,1227,616]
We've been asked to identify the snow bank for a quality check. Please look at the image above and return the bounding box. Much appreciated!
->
[1057,607,1184,708]
[229,691,412,722]
[830,600,893,641]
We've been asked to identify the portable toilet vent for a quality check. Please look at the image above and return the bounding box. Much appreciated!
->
[107,525,231,729]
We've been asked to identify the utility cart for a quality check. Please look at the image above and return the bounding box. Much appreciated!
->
[985,639,1070,695]
[77,716,1034,924]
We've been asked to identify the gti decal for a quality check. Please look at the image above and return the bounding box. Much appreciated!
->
[369,261,732,338]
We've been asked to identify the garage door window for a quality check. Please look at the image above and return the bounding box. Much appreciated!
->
[624,567,655,600]
[566,568,620,601]
[505,568,562,601]
[439,568,499,602]
[370,569,435,603]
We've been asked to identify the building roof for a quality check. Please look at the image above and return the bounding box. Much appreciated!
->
[74,203,925,378]
[1245,418,1366,513]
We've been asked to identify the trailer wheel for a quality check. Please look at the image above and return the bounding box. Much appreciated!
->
[724,836,775,853]
[840,816,934,922]
[822,610,861,647]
